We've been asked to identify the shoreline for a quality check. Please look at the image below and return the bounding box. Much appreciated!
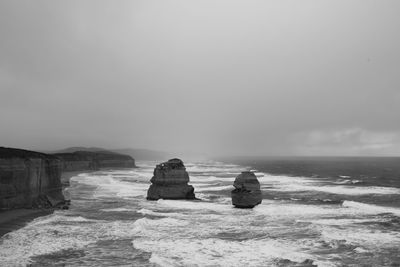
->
[0,208,54,238]
[61,170,91,187]
[0,171,86,239]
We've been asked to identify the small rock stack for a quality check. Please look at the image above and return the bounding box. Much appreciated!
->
[147,158,196,200]
[231,171,262,208]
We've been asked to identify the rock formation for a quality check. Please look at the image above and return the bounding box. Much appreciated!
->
[147,158,196,200]
[231,171,262,208]
[0,147,67,209]
[53,151,136,172]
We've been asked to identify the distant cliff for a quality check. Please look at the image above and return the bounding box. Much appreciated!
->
[0,147,65,210]
[46,147,171,161]
[53,151,136,171]
[111,148,171,161]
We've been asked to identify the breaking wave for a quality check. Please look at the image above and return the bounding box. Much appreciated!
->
[1,159,400,266]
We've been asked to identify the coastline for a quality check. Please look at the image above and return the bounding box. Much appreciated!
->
[61,170,90,187]
[0,171,85,239]
[0,209,54,238]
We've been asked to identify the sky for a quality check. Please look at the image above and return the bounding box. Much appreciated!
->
[1,0,400,157]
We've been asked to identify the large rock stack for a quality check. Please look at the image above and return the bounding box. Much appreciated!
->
[147,158,196,200]
[231,171,262,208]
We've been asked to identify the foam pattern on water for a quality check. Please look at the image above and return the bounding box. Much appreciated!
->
[1,160,400,266]
[0,213,140,266]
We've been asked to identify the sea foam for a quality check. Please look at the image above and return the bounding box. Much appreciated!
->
[342,201,400,216]
[131,217,323,267]
[267,183,400,195]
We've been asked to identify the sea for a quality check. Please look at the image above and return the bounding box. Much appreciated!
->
[1,157,400,267]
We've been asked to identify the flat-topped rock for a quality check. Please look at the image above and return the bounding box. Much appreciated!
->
[231,171,262,208]
[147,158,195,200]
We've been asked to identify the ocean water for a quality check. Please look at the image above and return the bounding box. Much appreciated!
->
[1,158,400,266]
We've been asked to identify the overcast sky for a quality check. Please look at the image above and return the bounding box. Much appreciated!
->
[1,0,399,157]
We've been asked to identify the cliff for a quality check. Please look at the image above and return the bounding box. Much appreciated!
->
[231,171,262,208]
[0,147,66,210]
[147,158,196,200]
[53,151,136,171]
[49,147,170,161]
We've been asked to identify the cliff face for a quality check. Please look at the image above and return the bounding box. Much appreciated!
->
[147,158,196,200]
[231,171,262,208]
[0,147,65,210]
[53,151,136,171]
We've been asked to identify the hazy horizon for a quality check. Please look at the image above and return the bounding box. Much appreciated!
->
[1,1,400,157]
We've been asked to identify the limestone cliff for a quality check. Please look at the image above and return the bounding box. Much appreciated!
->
[147,158,196,200]
[231,171,262,208]
[53,151,136,171]
[0,147,65,209]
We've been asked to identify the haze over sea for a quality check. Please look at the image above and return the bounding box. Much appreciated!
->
[0,157,399,267]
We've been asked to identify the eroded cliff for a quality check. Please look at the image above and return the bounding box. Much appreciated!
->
[0,147,65,209]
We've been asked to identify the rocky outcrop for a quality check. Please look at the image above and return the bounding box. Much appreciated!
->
[231,171,262,208]
[0,147,67,210]
[53,151,136,172]
[147,158,196,200]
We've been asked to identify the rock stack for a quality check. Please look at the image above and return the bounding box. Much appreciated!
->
[147,158,196,200]
[231,171,262,208]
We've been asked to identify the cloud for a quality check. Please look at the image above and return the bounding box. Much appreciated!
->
[1,1,400,156]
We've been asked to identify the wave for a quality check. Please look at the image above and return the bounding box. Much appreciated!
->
[3,162,400,266]
[254,200,400,219]
[320,225,400,247]
[256,173,399,196]
[134,237,322,267]
[132,199,400,265]
[194,185,233,192]
[0,214,112,266]
[71,174,149,199]
[258,174,319,185]
[342,201,400,216]
[299,217,387,227]
[186,165,247,173]
[155,199,232,212]
[131,219,315,266]
[0,212,156,266]
[100,207,136,212]
[267,183,400,195]
[334,179,363,185]
[131,217,338,267]
[137,208,185,218]
[190,175,235,183]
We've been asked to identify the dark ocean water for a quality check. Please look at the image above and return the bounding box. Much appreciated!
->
[229,157,400,208]
[0,158,399,266]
